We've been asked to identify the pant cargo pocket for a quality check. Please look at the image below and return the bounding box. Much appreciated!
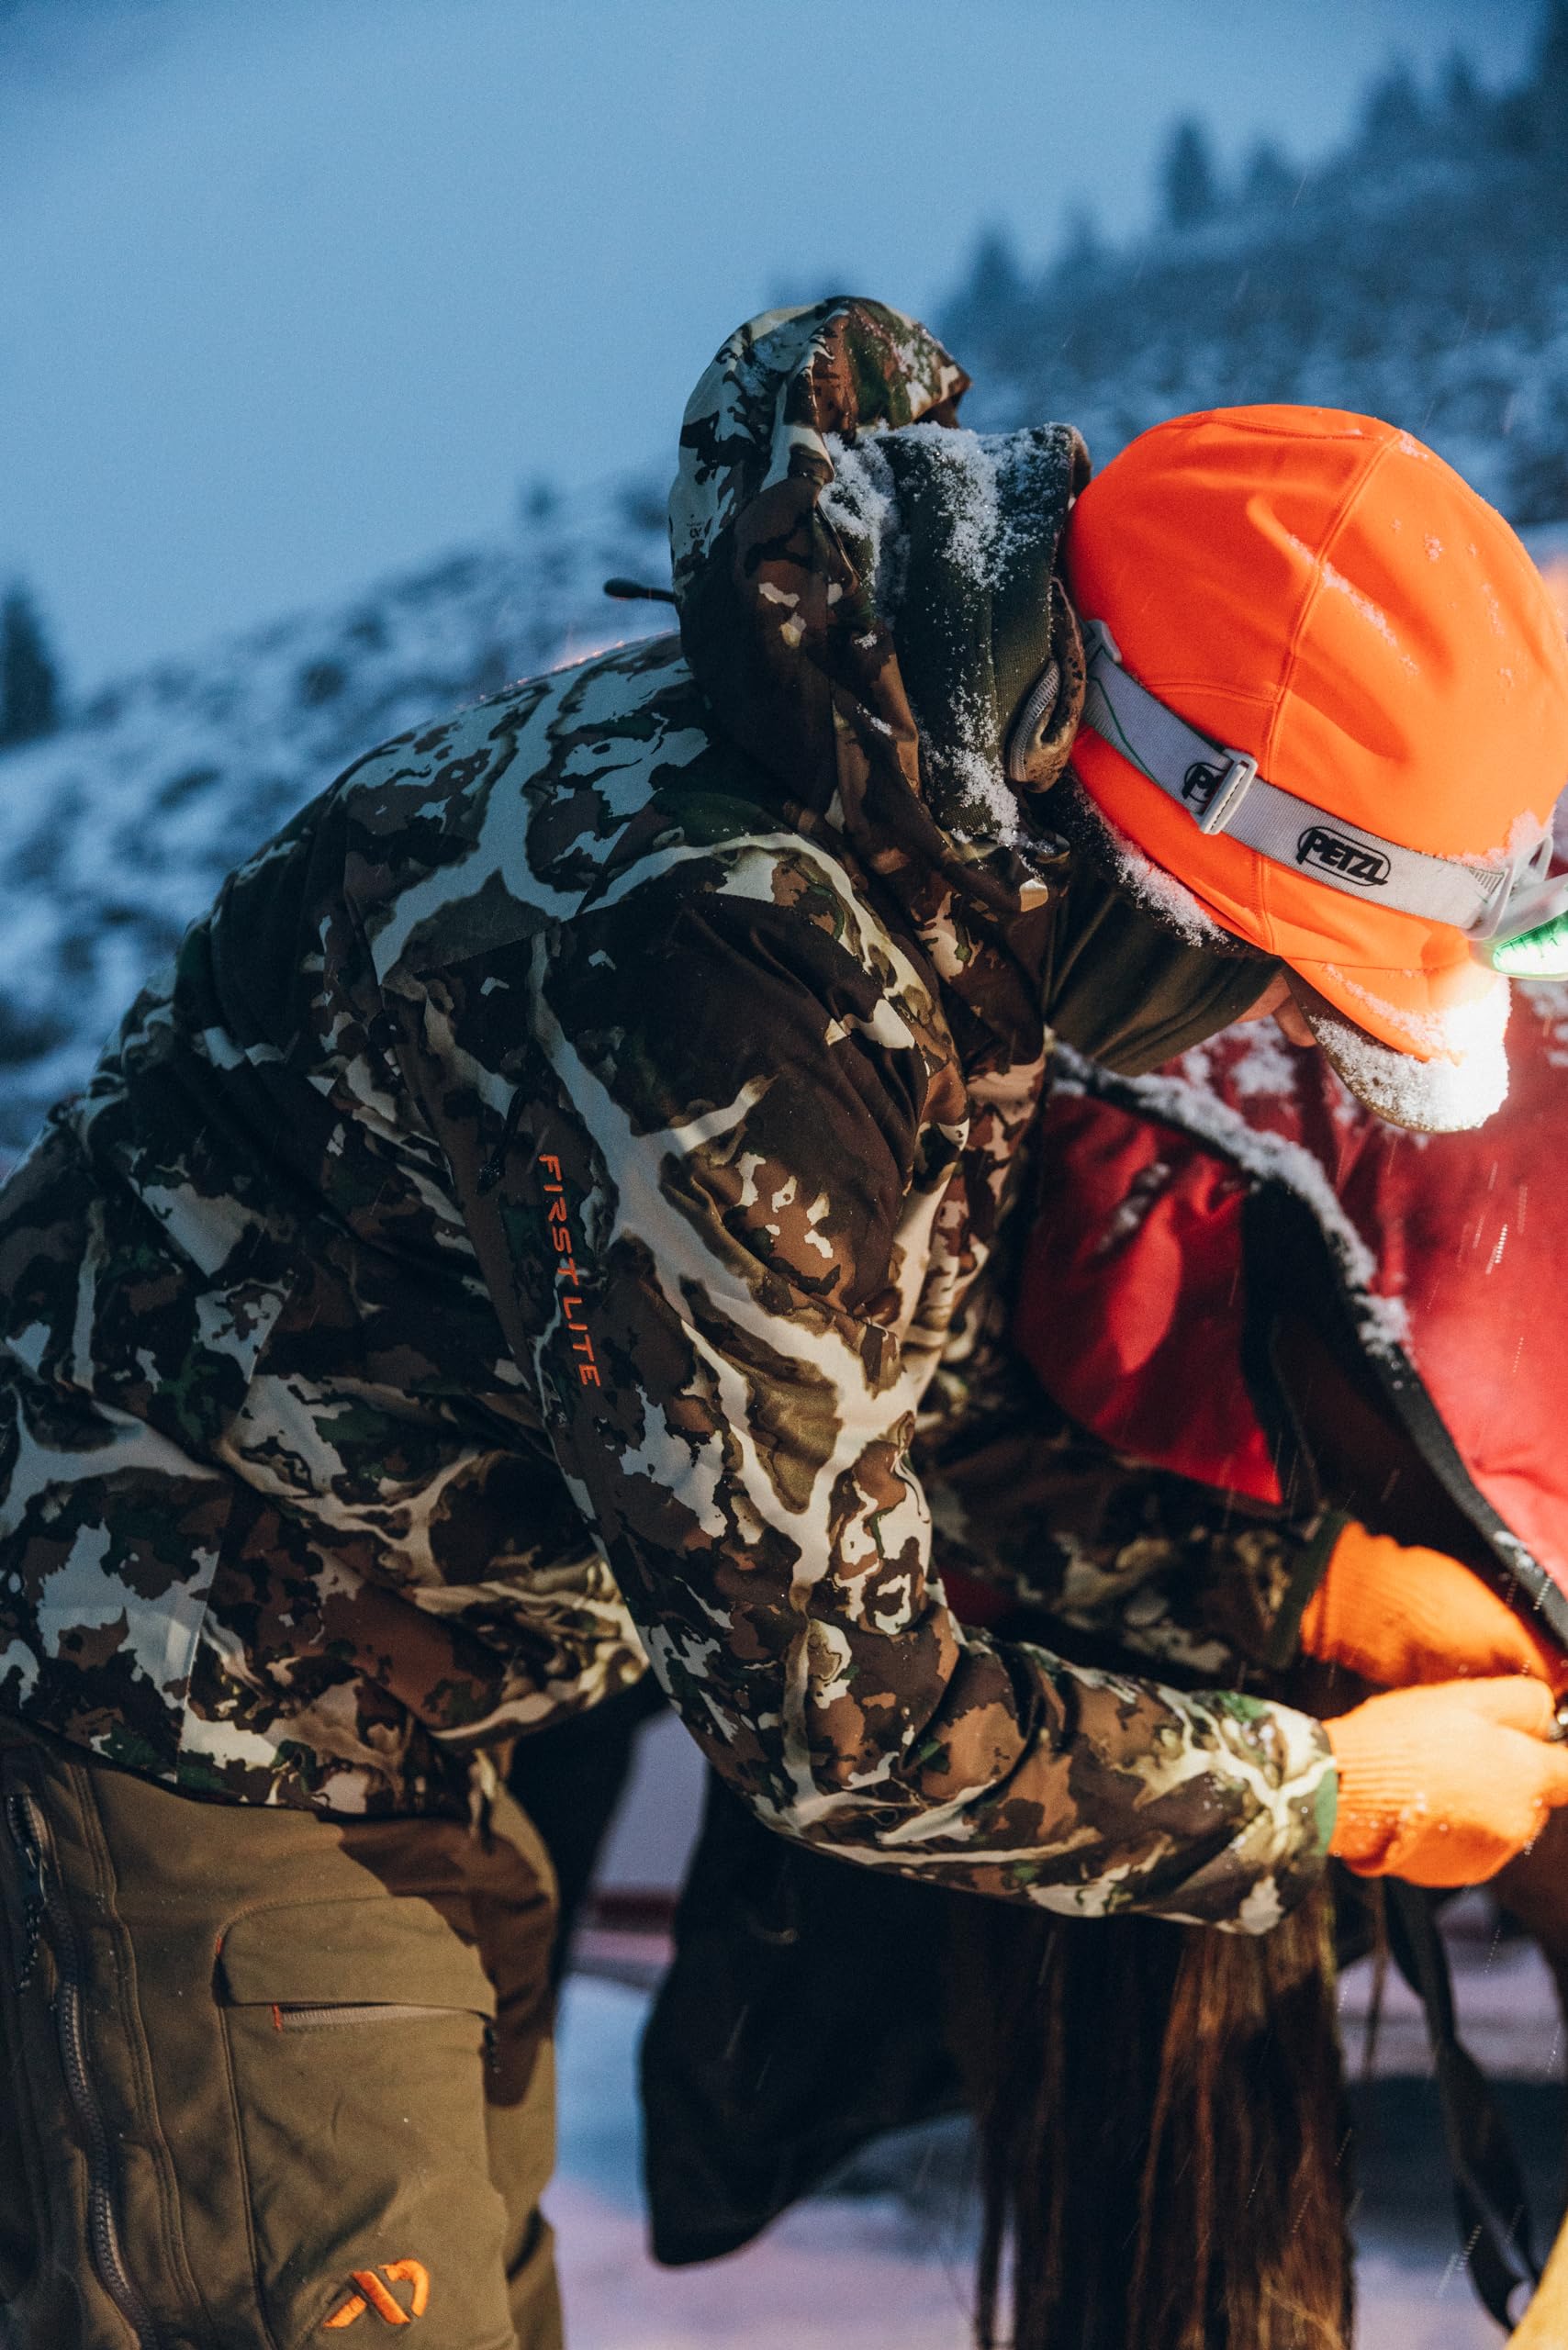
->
[218,1897,516,2350]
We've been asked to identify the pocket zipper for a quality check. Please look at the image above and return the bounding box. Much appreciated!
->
[270,2000,481,2031]
[5,1781,162,2350]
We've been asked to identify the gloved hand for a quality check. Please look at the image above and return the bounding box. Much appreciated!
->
[1300,1520,1568,1691]
[1326,1676,1568,1886]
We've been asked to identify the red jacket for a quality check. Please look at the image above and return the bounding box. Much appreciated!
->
[1016,988,1568,1637]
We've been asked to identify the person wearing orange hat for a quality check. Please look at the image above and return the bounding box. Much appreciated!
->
[1032,403,1568,1909]
[824,969,1568,2349]
[1058,405,1568,1130]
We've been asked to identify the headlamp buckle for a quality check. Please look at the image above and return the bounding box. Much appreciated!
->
[1182,750,1258,836]
[1467,828,1557,946]
[1081,616,1257,837]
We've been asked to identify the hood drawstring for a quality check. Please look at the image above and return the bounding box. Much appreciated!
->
[603,577,678,605]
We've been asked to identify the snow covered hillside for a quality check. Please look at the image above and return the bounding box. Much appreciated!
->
[0,479,670,1155]
[942,12,1568,519]
[1,501,1562,1174]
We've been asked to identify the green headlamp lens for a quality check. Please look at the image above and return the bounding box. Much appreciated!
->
[1488,908,1568,978]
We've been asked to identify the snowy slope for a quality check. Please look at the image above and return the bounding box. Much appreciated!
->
[0,478,670,1155]
[0,508,1562,1164]
[942,43,1568,518]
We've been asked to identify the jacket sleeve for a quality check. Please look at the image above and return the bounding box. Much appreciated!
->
[919,1360,1342,1685]
[416,856,1335,1930]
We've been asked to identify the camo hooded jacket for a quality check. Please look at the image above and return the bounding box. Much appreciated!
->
[0,301,1333,1928]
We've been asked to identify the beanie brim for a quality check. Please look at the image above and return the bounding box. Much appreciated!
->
[1289,967,1509,1133]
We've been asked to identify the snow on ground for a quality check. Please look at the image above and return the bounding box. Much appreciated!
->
[551,1977,1506,2350]
[553,1975,994,2350]
[551,1923,1563,2350]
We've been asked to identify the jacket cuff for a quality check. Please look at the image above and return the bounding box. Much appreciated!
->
[1219,1697,1338,1930]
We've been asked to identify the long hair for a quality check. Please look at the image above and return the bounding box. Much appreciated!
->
[959,1884,1352,2350]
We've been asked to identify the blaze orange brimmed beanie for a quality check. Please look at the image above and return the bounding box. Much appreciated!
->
[1064,408,1568,1130]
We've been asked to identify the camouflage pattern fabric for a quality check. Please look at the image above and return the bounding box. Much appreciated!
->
[921,1367,1333,1689]
[0,299,1332,1927]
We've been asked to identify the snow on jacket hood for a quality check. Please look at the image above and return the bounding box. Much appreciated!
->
[669,299,1089,918]
[666,299,1277,1079]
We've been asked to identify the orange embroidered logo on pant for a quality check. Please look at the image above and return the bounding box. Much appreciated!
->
[322,2260,431,2328]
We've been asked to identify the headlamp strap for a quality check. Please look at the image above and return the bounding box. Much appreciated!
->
[1078,618,1516,936]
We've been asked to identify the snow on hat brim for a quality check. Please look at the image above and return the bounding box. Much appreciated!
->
[1288,966,1510,1133]
[1070,717,1517,1130]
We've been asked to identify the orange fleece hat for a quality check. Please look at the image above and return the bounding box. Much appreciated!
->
[1065,408,1568,1128]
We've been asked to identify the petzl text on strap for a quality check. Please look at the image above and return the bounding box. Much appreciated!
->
[1075,619,1513,936]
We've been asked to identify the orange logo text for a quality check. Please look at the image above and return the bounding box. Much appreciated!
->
[540,1152,601,1387]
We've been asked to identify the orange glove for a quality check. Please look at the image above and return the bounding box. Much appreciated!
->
[1326,1677,1568,1886]
[1299,1520,1567,1691]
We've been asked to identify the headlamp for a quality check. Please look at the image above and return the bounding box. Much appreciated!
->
[1062,620,1568,979]
[1475,865,1568,978]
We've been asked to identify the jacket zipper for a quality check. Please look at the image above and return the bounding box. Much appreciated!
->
[5,1783,162,2350]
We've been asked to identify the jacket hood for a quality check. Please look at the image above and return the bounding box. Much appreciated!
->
[668,298,1089,923]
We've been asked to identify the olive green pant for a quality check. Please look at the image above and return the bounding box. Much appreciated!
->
[0,1718,562,2350]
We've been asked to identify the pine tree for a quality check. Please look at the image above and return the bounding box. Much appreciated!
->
[518,476,559,532]
[1361,61,1426,151]
[1506,383,1568,525]
[945,225,1032,361]
[1533,0,1568,149]
[1055,204,1104,278]
[1241,139,1296,208]
[0,587,61,750]
[1160,119,1219,232]
[964,225,1027,317]
[1440,50,1482,121]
